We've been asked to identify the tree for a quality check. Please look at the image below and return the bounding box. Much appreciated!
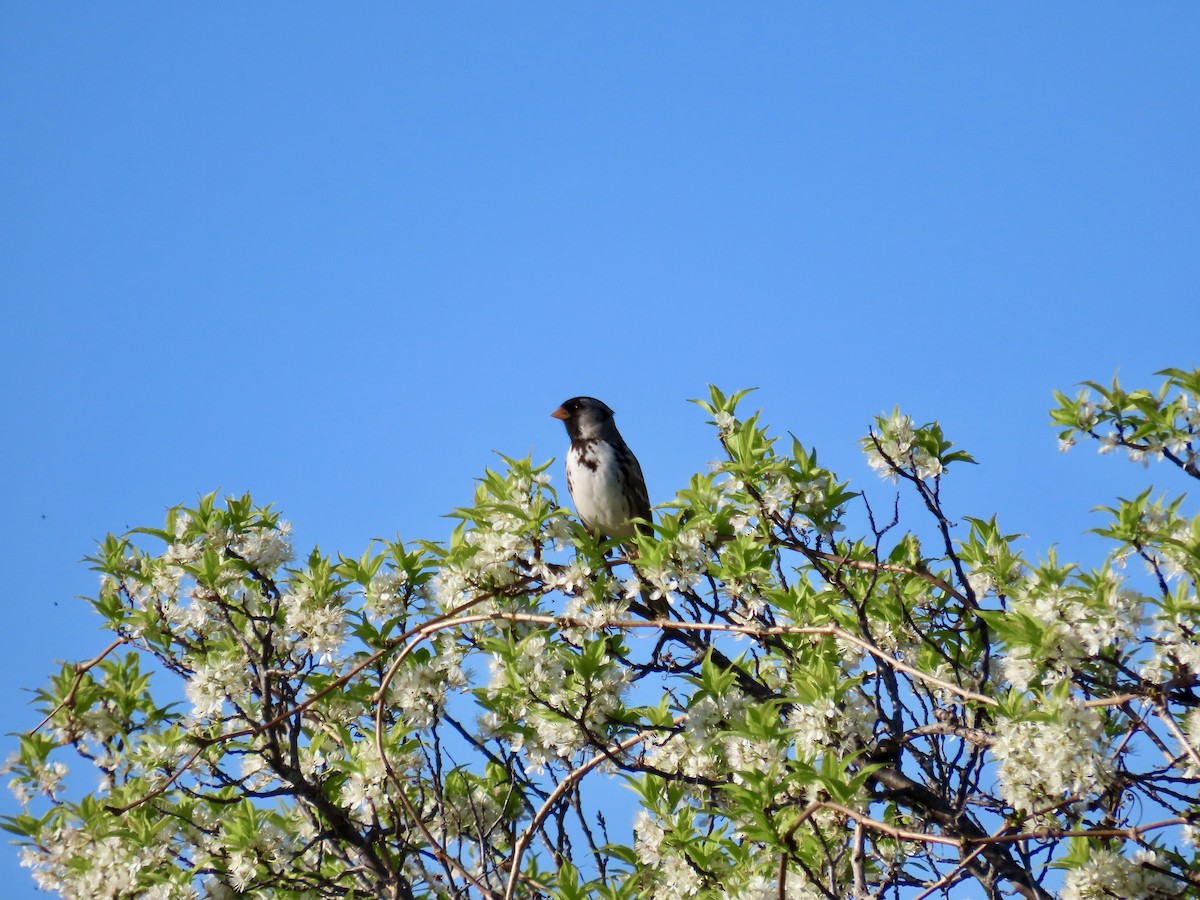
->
[6,368,1200,900]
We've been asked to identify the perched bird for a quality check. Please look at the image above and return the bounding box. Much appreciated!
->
[551,396,665,618]
[551,397,652,542]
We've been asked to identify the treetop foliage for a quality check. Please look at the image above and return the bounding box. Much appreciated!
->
[6,368,1200,900]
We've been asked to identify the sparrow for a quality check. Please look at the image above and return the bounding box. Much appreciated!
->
[551,397,666,618]
[551,397,652,542]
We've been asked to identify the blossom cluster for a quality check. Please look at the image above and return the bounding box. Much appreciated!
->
[991,701,1111,818]
[1000,569,1143,691]
[1060,847,1180,900]
[485,631,630,772]
[864,411,943,482]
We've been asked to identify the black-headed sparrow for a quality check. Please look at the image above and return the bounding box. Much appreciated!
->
[549,400,667,619]
[551,397,652,542]
[551,397,666,618]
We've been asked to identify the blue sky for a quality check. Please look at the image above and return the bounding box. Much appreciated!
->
[1,5,1197,894]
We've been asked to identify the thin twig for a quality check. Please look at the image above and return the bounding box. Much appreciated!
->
[966,817,1185,846]
[912,842,990,900]
[503,723,674,900]
[819,801,961,848]
[807,548,970,606]
[105,745,205,814]
[1153,701,1200,772]
[32,637,128,734]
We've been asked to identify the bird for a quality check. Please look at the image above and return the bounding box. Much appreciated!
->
[551,397,652,541]
[551,397,665,617]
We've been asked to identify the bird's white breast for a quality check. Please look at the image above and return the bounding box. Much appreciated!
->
[567,440,637,538]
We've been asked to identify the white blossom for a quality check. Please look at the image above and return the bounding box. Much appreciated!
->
[386,642,465,729]
[787,697,872,760]
[865,413,943,482]
[992,702,1111,817]
[283,585,347,664]
[967,569,994,597]
[1076,398,1099,429]
[230,521,293,573]
[1003,572,1143,690]
[725,872,827,900]
[633,810,665,865]
[1061,848,1179,899]
[18,824,190,899]
[366,568,409,620]
[655,853,702,898]
[186,652,252,719]
[340,740,388,813]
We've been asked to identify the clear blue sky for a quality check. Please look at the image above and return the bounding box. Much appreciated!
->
[2,6,1197,895]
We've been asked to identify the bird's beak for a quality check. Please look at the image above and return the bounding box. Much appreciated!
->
[550,406,568,420]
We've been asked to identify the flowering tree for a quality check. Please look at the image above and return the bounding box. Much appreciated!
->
[6,368,1200,900]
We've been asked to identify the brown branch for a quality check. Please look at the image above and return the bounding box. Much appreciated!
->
[1153,700,1200,772]
[630,618,998,707]
[105,744,205,815]
[105,589,510,819]
[372,592,503,900]
[1082,692,1143,708]
[912,842,990,900]
[967,817,1186,846]
[778,802,823,900]
[905,722,995,747]
[806,548,970,606]
[86,582,1155,898]
[870,765,1052,900]
[31,637,128,734]
[503,722,674,900]
[819,801,960,848]
[850,820,867,899]
[395,611,998,708]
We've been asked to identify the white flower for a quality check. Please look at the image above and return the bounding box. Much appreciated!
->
[967,570,994,597]
[340,741,388,812]
[227,850,257,891]
[655,853,702,898]
[633,810,665,865]
[726,872,827,900]
[865,413,921,482]
[433,567,472,610]
[385,646,464,730]
[1061,848,1179,899]
[18,823,187,898]
[299,744,330,777]
[283,588,347,665]
[239,752,273,791]
[912,448,944,481]
[1140,604,1200,686]
[1000,647,1041,692]
[787,698,872,759]
[366,569,410,620]
[992,702,1111,816]
[1077,399,1099,429]
[1002,572,1142,690]
[231,521,293,573]
[38,761,68,797]
[186,652,252,719]
[724,735,786,784]
[1181,392,1200,428]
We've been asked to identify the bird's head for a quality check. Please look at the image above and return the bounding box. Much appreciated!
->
[551,396,617,441]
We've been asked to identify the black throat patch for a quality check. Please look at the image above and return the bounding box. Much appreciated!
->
[572,439,602,472]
